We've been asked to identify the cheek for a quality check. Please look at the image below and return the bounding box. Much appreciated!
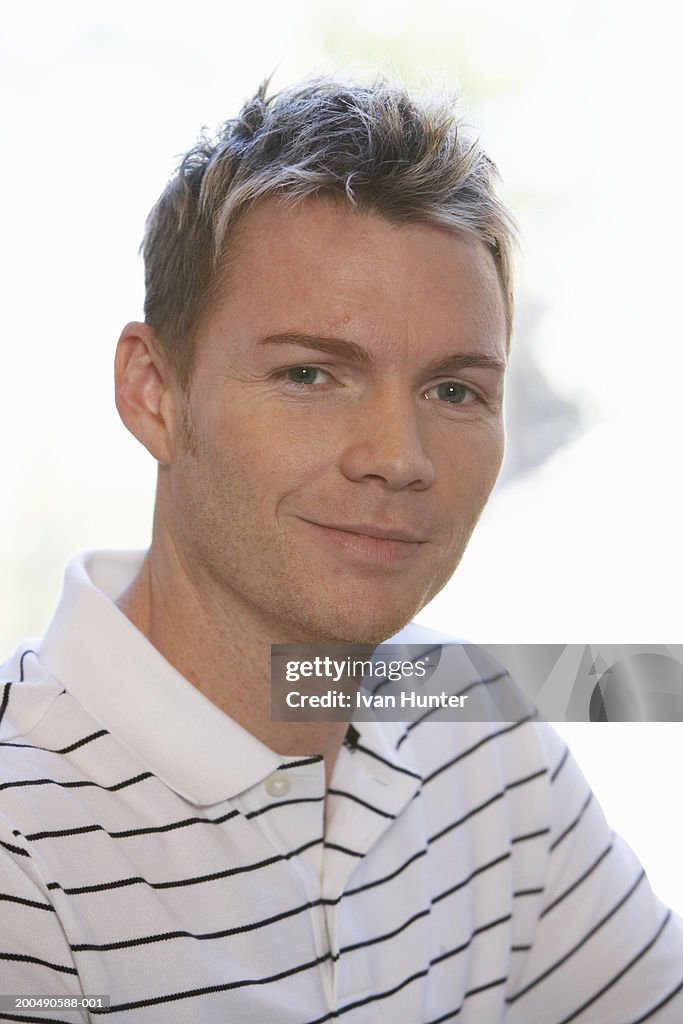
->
[481,429,506,489]
[181,410,333,517]
[438,423,505,501]
[221,399,335,466]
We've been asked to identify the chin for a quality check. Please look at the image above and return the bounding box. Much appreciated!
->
[287,601,421,646]
[271,569,451,645]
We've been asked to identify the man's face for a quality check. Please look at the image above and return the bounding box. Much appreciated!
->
[164,198,507,643]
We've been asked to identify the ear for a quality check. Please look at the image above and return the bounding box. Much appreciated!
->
[114,322,180,464]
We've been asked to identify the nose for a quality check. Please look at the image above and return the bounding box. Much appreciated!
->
[338,386,435,491]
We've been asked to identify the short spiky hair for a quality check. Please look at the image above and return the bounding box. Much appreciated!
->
[143,75,517,385]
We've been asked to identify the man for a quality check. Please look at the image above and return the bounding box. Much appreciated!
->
[0,76,681,1023]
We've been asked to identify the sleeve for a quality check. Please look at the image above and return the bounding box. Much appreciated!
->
[505,722,683,1024]
[0,816,88,1023]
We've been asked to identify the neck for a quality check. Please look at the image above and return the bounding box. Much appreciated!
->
[116,528,350,786]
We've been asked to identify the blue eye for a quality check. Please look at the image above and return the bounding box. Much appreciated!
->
[284,366,325,385]
[432,381,472,404]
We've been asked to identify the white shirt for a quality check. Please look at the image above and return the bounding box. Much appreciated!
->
[0,550,681,1022]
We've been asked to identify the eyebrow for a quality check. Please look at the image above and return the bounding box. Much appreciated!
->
[257,331,506,375]
[257,332,373,365]
[423,352,507,376]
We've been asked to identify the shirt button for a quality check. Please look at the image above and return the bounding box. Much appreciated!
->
[265,771,292,798]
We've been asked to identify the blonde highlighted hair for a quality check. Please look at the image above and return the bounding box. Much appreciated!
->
[143,75,517,385]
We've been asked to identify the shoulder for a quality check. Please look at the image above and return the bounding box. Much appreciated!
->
[0,643,63,744]
[0,643,113,830]
[387,624,569,786]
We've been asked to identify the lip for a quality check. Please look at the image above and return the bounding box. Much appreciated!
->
[312,521,426,543]
[299,519,427,564]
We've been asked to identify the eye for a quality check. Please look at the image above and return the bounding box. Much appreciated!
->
[425,381,476,405]
[281,366,331,386]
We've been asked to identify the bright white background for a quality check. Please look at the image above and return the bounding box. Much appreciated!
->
[1,1,681,912]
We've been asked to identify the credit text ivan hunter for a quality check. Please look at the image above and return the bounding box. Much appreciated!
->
[285,691,470,709]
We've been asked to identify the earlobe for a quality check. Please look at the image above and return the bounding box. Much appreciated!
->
[114,322,177,464]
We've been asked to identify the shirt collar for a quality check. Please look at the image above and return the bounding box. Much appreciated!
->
[39,550,282,807]
[39,550,425,809]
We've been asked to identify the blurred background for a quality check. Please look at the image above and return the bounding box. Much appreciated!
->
[1,0,681,911]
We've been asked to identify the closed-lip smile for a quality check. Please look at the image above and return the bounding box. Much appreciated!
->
[296,519,428,564]
[310,521,425,543]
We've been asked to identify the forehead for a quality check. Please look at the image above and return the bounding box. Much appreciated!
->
[205,197,507,361]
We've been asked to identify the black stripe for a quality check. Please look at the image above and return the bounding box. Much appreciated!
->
[0,682,12,727]
[513,887,544,898]
[0,649,36,724]
[423,1007,462,1024]
[339,906,430,955]
[422,716,535,786]
[72,890,351,954]
[439,916,511,961]
[345,844,513,904]
[302,966,432,1024]
[0,892,54,911]
[72,893,328,951]
[48,836,323,896]
[424,1008,464,1024]
[428,768,547,846]
[541,841,613,918]
[26,823,110,842]
[342,969,507,1024]
[327,787,396,819]
[425,974,509,1024]
[337,918,511,1023]
[0,643,34,724]
[508,869,646,1003]
[431,852,511,907]
[0,771,153,793]
[428,790,505,846]
[394,727,409,748]
[19,650,34,679]
[402,670,510,735]
[345,845,428,897]
[302,940,507,1024]
[0,838,29,857]
[0,729,109,755]
[90,950,334,1013]
[627,972,683,1023]
[56,728,109,754]
[0,951,77,975]
[108,807,240,839]
[343,906,510,960]
[507,767,547,791]
[279,755,323,770]
[246,797,323,820]
[453,975,508,996]
[353,741,422,779]
[552,910,673,1024]
[549,790,593,852]
[511,827,551,844]
[323,841,364,858]
[550,745,570,782]
[25,807,240,842]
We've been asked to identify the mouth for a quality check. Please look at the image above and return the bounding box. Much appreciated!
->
[300,519,427,564]
[316,521,424,542]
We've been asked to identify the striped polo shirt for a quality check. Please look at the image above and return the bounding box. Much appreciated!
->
[0,550,681,1023]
